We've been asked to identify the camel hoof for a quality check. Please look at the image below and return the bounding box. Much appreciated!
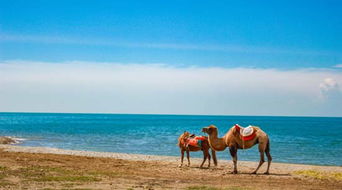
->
[264,172,269,175]
[251,172,257,175]
[178,165,182,168]
[231,171,238,174]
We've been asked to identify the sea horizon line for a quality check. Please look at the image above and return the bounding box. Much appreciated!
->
[0,111,341,119]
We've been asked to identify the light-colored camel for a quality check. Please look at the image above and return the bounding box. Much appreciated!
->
[177,131,217,168]
[202,125,272,174]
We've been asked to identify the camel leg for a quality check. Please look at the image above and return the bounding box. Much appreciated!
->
[186,149,190,167]
[229,146,238,174]
[179,149,184,167]
[200,149,208,168]
[264,140,272,174]
[207,150,211,168]
[252,143,266,174]
[211,149,218,166]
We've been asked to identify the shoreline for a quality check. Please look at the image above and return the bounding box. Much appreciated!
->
[1,144,341,173]
[1,135,340,167]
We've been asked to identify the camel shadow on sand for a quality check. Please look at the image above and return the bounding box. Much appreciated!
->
[182,166,291,177]
[227,172,291,176]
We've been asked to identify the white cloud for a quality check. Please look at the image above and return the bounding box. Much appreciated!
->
[320,78,342,100]
[1,60,342,116]
[320,78,339,91]
[0,33,338,56]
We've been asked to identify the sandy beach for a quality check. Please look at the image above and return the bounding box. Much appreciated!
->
[0,145,341,190]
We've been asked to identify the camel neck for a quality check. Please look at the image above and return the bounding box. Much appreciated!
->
[208,131,227,151]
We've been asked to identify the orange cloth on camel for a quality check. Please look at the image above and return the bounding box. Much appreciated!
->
[186,136,206,147]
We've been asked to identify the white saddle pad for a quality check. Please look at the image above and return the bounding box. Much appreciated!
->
[240,125,254,137]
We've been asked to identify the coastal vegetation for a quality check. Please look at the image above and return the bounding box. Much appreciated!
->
[294,170,342,181]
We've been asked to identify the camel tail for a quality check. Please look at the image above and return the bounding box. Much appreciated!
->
[177,140,182,148]
[211,149,218,166]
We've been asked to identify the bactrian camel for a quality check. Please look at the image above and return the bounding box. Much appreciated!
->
[202,125,272,174]
[178,131,217,168]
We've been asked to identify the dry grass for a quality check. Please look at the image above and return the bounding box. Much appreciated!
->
[294,170,342,181]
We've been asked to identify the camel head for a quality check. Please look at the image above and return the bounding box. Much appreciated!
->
[178,131,191,147]
[183,131,190,136]
[201,125,218,135]
[179,131,190,140]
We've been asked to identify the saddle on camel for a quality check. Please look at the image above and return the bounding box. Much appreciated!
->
[234,124,257,148]
[177,131,217,168]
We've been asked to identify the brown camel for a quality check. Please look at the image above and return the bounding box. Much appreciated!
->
[202,125,272,174]
[177,131,217,168]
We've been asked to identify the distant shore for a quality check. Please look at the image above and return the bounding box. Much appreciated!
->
[0,144,341,189]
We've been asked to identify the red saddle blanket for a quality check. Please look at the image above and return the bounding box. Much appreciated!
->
[234,124,256,141]
[185,136,206,147]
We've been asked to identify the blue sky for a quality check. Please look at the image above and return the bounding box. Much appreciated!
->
[1,0,341,68]
[0,0,342,116]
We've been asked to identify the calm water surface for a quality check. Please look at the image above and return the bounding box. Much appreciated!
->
[0,113,341,166]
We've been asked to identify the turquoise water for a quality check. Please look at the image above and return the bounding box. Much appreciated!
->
[0,112,341,166]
